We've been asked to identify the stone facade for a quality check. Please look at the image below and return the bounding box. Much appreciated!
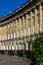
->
[0,0,43,55]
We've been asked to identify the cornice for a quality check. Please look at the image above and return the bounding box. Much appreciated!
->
[0,0,43,23]
[0,0,33,22]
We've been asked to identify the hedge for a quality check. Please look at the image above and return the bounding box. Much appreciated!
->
[31,35,43,65]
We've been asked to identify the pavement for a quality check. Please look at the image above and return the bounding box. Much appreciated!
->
[0,54,31,65]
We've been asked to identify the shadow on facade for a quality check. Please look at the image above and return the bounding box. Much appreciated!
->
[0,50,5,54]
[0,50,31,60]
[8,50,14,55]
[17,50,24,57]
[17,50,31,59]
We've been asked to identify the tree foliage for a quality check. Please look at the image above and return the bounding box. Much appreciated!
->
[31,35,43,65]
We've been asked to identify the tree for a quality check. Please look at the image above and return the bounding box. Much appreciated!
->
[31,35,43,65]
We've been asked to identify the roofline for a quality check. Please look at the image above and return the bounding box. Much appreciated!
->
[0,0,32,21]
[0,0,43,22]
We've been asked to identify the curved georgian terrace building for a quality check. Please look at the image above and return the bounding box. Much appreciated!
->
[0,0,43,56]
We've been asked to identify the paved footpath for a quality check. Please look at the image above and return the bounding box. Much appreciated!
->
[0,54,31,65]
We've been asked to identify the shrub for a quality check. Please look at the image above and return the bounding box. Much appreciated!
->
[31,35,43,65]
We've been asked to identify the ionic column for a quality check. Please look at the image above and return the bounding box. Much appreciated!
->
[39,4,43,33]
[19,18,22,38]
[5,25,8,40]
[30,11,33,35]
[7,24,11,40]
[26,13,29,36]
[5,42,8,50]
[0,26,2,41]
[7,24,8,40]
[25,42,28,51]
[10,22,14,39]
[17,19,20,38]
[14,42,16,50]
[32,15,35,35]
[18,43,22,50]
[15,19,18,39]
[28,15,31,36]
[15,43,18,51]
[5,25,7,40]
[3,42,5,51]
[13,21,16,39]
[22,15,26,37]
[34,8,38,34]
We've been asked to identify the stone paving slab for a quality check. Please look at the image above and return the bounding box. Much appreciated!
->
[0,54,30,65]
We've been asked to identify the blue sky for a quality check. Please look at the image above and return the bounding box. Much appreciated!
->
[0,0,29,16]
